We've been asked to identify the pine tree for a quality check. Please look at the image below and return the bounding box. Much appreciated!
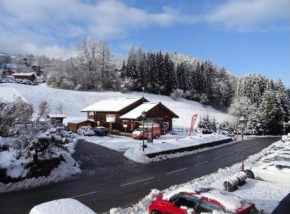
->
[176,63,187,91]
[163,53,175,95]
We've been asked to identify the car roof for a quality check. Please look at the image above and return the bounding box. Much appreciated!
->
[162,187,251,212]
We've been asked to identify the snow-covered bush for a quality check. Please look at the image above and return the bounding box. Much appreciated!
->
[170,89,184,100]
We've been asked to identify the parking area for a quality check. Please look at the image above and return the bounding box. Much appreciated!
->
[72,139,138,175]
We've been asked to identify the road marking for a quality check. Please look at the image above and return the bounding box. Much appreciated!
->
[194,161,209,166]
[71,191,98,199]
[213,156,223,160]
[120,177,155,187]
[166,167,187,175]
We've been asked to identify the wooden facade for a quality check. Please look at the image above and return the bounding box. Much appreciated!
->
[13,73,36,81]
[120,103,179,133]
[84,97,148,130]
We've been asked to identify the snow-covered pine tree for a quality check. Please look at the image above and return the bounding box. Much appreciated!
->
[176,63,187,91]
[163,53,175,95]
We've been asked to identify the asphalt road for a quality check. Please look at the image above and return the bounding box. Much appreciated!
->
[0,137,280,214]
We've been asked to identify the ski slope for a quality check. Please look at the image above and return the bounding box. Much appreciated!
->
[0,83,235,128]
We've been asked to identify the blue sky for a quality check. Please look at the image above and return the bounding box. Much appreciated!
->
[0,0,289,86]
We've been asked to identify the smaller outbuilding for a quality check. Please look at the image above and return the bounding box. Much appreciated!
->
[67,119,97,132]
[48,114,66,124]
[12,72,36,81]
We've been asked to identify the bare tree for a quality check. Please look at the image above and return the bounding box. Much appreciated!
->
[0,97,33,136]
[56,101,64,114]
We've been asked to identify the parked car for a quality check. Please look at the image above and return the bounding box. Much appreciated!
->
[149,187,260,214]
[29,198,96,214]
[77,126,95,136]
[132,125,160,139]
[245,161,290,185]
[244,129,257,135]
[94,126,108,136]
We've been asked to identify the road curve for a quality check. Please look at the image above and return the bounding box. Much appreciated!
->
[0,137,280,214]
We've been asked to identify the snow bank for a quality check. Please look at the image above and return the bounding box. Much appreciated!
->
[85,133,231,163]
[0,141,80,193]
[110,141,290,214]
[29,198,96,214]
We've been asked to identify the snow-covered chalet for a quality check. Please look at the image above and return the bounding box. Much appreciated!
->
[80,97,179,133]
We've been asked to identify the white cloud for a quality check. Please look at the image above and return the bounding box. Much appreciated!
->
[21,43,76,60]
[205,0,290,32]
[0,0,288,58]
[0,0,197,58]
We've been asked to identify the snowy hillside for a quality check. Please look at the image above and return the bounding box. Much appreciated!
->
[0,84,235,127]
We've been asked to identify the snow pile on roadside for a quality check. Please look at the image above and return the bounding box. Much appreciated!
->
[29,198,96,214]
[85,133,231,163]
[110,141,290,214]
[0,148,29,178]
[0,141,81,193]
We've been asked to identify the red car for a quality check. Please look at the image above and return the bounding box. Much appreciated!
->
[149,187,260,214]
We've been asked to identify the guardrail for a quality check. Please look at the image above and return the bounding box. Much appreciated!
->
[172,128,191,133]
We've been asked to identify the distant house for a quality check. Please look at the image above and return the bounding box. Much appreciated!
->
[12,72,36,81]
[48,114,66,124]
[3,69,15,76]
[81,97,179,133]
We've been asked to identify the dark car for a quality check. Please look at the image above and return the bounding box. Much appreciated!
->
[94,126,108,136]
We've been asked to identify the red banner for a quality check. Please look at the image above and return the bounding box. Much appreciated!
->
[189,114,198,136]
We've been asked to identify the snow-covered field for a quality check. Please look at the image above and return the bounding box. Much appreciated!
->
[0,83,234,128]
[84,133,231,163]
[110,141,290,214]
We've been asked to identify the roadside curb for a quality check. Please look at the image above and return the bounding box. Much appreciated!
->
[146,138,233,158]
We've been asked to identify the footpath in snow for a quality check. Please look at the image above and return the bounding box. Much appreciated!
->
[84,133,232,163]
[110,140,290,214]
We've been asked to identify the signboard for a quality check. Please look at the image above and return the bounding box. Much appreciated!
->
[147,123,153,143]
[106,114,116,123]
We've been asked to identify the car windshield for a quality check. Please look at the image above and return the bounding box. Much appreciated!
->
[135,128,143,132]
[174,194,199,209]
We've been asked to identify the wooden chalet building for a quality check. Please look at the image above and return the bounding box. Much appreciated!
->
[81,97,179,133]
[81,97,148,130]
[12,72,36,81]
[120,102,179,132]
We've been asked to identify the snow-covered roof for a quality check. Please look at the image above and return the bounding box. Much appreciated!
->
[81,97,144,112]
[12,72,36,76]
[29,198,96,214]
[120,102,159,119]
[48,114,66,118]
[0,87,28,103]
[67,119,95,124]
